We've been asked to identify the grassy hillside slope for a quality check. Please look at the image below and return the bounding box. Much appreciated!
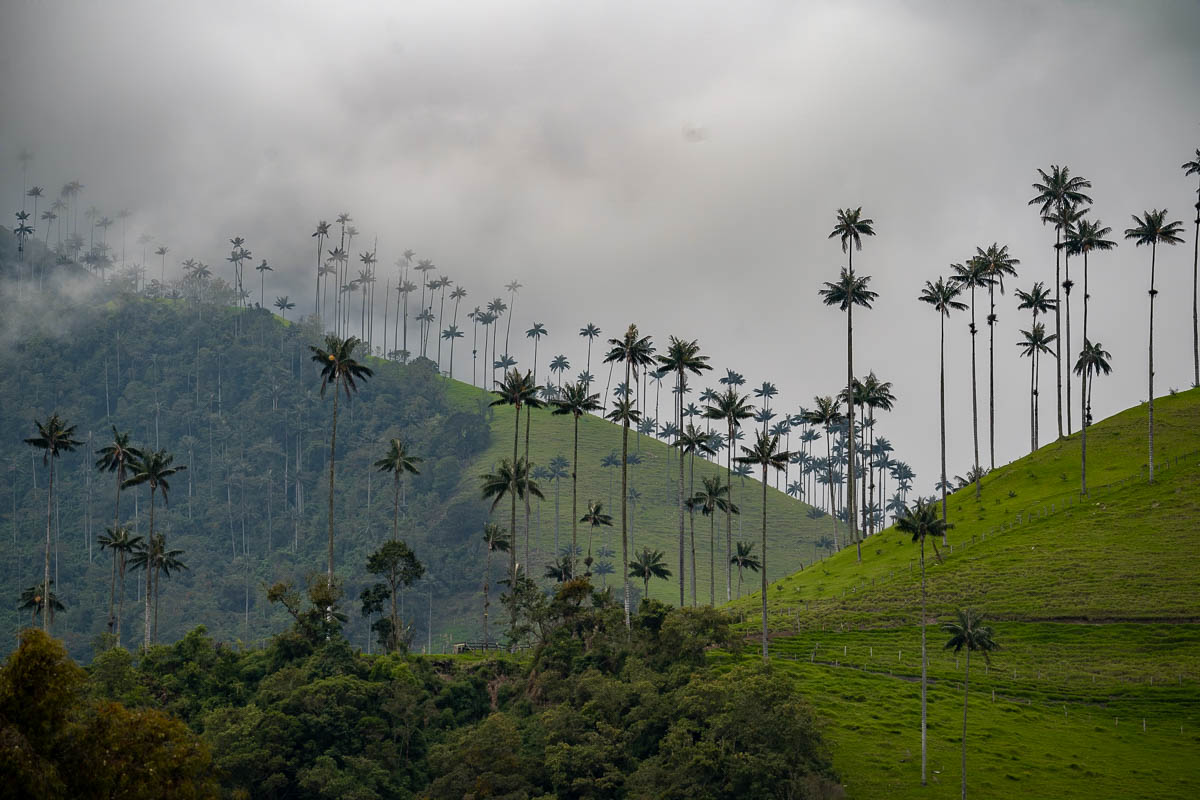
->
[442,376,831,612]
[724,387,1200,799]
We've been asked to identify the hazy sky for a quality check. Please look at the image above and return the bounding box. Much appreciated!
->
[3,0,1199,496]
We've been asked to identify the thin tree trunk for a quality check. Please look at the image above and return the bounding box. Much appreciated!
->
[962,648,970,800]
[42,457,54,631]
[1193,185,1199,388]
[760,464,768,663]
[970,284,981,498]
[1054,228,1064,438]
[677,374,685,606]
[726,420,734,601]
[622,359,632,627]
[511,402,520,585]
[847,297,859,560]
[117,557,126,647]
[144,492,155,649]
[988,285,996,470]
[689,452,697,607]
[709,513,716,606]
[920,537,928,786]
[483,546,491,647]
[327,384,340,585]
[1065,251,1073,434]
[571,414,579,567]
[1147,241,1156,484]
[940,311,948,537]
[1082,251,1090,496]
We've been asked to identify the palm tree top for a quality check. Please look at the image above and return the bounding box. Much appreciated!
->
[919,276,968,317]
[1014,282,1055,315]
[95,427,143,473]
[895,497,952,545]
[309,334,374,398]
[25,414,84,463]
[819,268,878,311]
[580,323,601,338]
[828,207,876,253]
[1063,218,1117,257]
[491,368,543,410]
[1184,149,1200,177]
[1124,209,1185,247]
[736,429,790,472]
[657,335,712,376]
[1028,165,1093,218]
[121,448,186,501]
[552,382,601,418]
[603,324,656,369]
[375,439,422,475]
[943,608,1000,662]
[526,322,548,339]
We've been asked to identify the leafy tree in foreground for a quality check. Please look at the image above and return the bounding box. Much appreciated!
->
[895,498,949,787]
[309,334,373,584]
[364,540,425,653]
[24,414,83,632]
[943,608,1000,800]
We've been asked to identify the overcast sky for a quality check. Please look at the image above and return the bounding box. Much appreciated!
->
[3,0,1199,495]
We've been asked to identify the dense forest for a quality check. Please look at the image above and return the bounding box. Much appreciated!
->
[1,236,497,659]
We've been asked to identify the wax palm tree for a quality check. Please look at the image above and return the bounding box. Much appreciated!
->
[691,474,734,606]
[481,523,510,647]
[803,396,843,547]
[950,259,992,498]
[1042,202,1088,433]
[1074,339,1114,495]
[491,369,543,578]
[1017,322,1057,458]
[919,277,967,519]
[855,372,894,535]
[1030,166,1093,438]
[1184,150,1200,387]
[375,439,421,542]
[973,243,1020,470]
[579,500,614,575]
[255,259,273,307]
[25,414,82,632]
[274,296,295,319]
[1124,210,1185,483]
[603,325,656,626]
[309,335,373,584]
[675,424,715,606]
[657,336,712,605]
[703,386,755,600]
[819,267,878,559]
[736,429,790,662]
[943,608,1000,800]
[441,326,464,377]
[1014,282,1056,450]
[143,534,187,643]
[628,548,671,601]
[579,323,601,393]
[552,382,601,570]
[550,354,570,389]
[730,541,761,600]
[97,525,142,646]
[121,448,185,648]
[312,221,330,317]
[19,583,65,627]
[1064,216,1118,417]
[895,498,949,786]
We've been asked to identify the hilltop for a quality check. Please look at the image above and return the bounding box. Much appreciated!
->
[724,388,1200,798]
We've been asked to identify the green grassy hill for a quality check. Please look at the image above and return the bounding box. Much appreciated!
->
[723,388,1200,798]
[436,376,829,627]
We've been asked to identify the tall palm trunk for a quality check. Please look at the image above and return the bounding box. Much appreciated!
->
[1064,250,1073,434]
[709,512,716,606]
[144,492,155,649]
[1054,227,1064,438]
[153,562,161,643]
[392,471,401,541]
[570,414,580,567]
[1148,242,1158,483]
[1029,330,1037,455]
[920,535,928,785]
[107,546,117,634]
[1193,183,1199,387]
[825,430,838,548]
[961,647,971,800]
[1081,251,1091,496]
[677,375,686,606]
[759,463,769,664]
[688,452,697,607]
[988,285,996,470]
[524,403,532,576]
[326,382,341,586]
[510,403,520,582]
[846,290,859,561]
[117,555,127,647]
[483,544,492,647]
[621,358,632,627]
[969,284,981,498]
[42,457,55,631]
[726,419,735,601]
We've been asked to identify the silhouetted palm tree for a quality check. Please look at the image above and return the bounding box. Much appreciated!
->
[804,397,843,547]
[920,278,967,519]
[552,382,601,570]
[1017,323,1056,458]
[675,424,715,606]
[1014,282,1056,451]
[1184,149,1200,387]
[950,259,992,498]
[309,335,373,584]
[579,500,614,575]
[819,267,878,556]
[1124,210,1185,483]
[274,296,295,319]
[97,525,142,646]
[943,608,1000,800]
[736,429,790,662]
[312,221,330,318]
[25,414,83,632]
[1074,339,1113,495]
[730,541,761,600]
[19,583,64,627]
[628,547,671,601]
[704,386,755,600]
[375,439,421,542]
[491,369,543,577]
[1064,217,1117,408]
[974,243,1020,469]
[895,498,948,786]
[1030,166,1093,438]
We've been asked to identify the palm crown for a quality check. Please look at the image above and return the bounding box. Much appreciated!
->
[310,335,373,399]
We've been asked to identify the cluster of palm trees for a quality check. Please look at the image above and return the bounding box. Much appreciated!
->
[24,417,187,649]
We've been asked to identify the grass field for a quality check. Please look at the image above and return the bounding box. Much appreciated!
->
[716,387,1200,798]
